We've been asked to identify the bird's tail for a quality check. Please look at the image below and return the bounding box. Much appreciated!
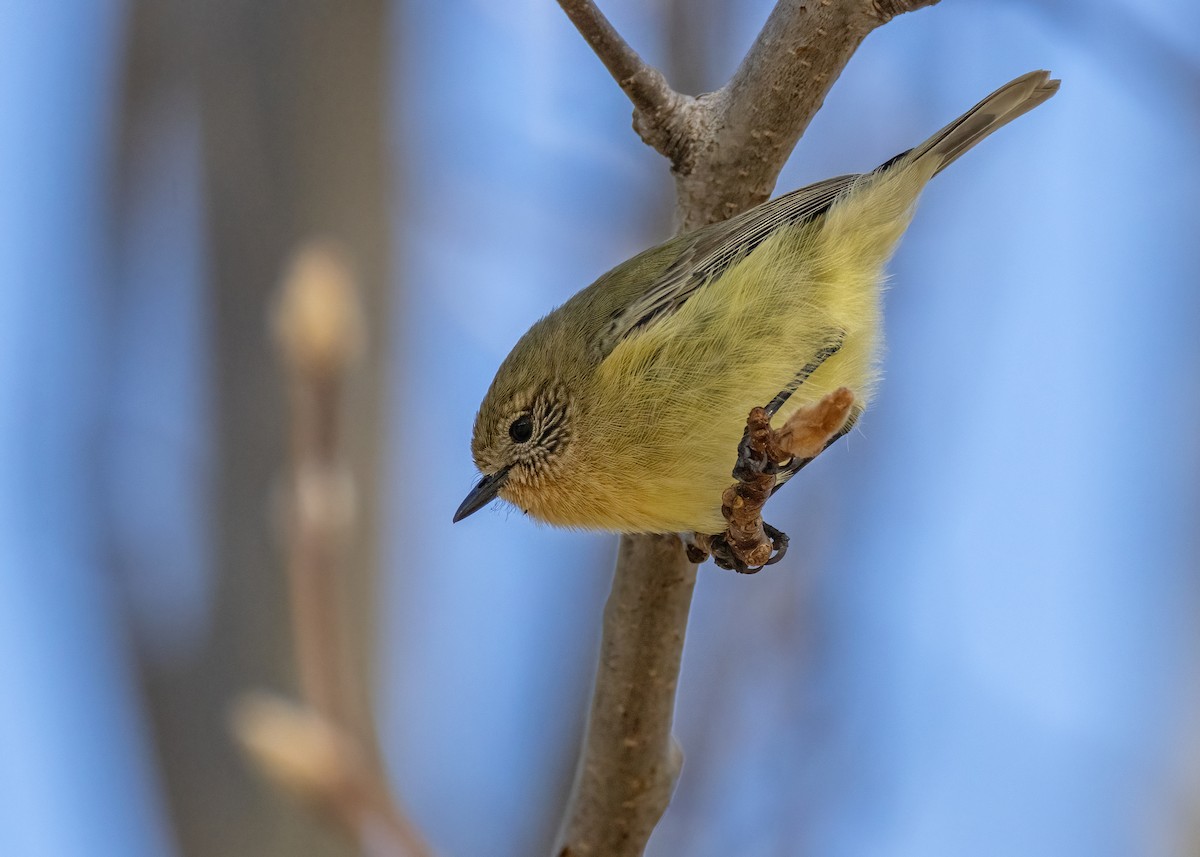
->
[904,70,1060,176]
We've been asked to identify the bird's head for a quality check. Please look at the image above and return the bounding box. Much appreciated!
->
[454,317,586,523]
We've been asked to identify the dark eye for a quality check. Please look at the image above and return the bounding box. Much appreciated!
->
[509,414,533,444]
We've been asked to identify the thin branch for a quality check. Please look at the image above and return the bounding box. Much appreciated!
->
[556,536,696,857]
[555,0,693,162]
[233,693,427,857]
[554,1,941,855]
[677,0,941,229]
[555,0,672,114]
[234,242,432,857]
[275,243,364,728]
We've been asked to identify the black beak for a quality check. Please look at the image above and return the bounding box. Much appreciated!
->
[452,467,510,523]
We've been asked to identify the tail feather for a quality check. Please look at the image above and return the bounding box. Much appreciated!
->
[906,70,1060,175]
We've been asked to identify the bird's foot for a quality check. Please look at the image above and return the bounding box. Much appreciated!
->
[695,522,790,573]
[691,386,856,574]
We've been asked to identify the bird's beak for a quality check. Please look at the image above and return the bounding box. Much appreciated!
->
[452,467,510,523]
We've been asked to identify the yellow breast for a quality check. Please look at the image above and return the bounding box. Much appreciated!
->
[510,168,927,533]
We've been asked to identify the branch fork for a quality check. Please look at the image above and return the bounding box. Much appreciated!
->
[552,0,939,852]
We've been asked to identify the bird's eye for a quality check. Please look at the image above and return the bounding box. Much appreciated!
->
[509,414,534,444]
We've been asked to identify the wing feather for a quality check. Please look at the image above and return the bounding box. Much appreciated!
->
[599,173,859,352]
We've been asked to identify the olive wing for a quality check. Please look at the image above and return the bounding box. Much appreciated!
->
[598,173,858,354]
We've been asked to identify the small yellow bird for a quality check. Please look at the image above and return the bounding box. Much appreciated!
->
[455,70,1059,535]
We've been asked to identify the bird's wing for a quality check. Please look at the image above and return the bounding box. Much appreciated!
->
[599,174,859,352]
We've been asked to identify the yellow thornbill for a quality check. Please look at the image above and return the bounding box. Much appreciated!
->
[455,71,1059,535]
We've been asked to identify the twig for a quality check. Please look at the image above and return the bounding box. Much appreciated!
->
[554,1,940,855]
[274,244,360,725]
[232,693,425,857]
[555,0,674,116]
[233,242,432,857]
[555,0,693,162]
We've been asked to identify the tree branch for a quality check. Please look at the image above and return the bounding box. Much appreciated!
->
[555,0,673,114]
[677,0,941,229]
[555,0,694,163]
[556,536,695,857]
[233,242,431,857]
[554,1,940,855]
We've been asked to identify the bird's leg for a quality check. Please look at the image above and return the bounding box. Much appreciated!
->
[763,332,844,418]
[691,333,854,572]
[695,386,857,573]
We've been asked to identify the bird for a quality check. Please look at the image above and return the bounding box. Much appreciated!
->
[454,70,1059,536]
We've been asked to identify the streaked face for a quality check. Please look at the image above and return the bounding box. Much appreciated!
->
[455,384,573,522]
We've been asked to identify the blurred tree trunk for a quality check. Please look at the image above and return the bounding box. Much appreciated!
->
[121,2,392,854]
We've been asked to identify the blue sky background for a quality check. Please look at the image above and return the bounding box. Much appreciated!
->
[3,0,1199,855]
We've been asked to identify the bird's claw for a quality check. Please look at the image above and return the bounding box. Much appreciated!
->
[762,522,789,566]
[703,520,790,573]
